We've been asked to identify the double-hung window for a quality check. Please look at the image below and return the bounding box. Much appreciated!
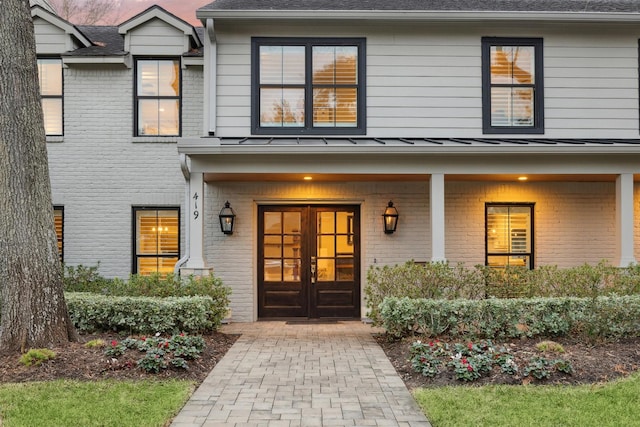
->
[486,203,534,269]
[482,38,544,134]
[135,59,181,136]
[133,207,180,275]
[252,38,366,134]
[37,58,63,136]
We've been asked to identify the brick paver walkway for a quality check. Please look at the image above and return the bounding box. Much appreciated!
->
[171,321,432,427]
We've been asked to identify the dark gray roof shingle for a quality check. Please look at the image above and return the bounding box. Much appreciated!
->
[199,0,640,13]
[69,26,125,56]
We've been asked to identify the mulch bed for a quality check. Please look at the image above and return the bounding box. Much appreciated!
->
[0,332,238,384]
[2,331,639,391]
[375,334,640,390]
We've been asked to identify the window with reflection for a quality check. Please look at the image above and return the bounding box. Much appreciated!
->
[53,206,63,262]
[133,207,179,275]
[135,59,180,136]
[252,38,365,134]
[486,204,534,269]
[37,58,63,136]
[482,38,543,134]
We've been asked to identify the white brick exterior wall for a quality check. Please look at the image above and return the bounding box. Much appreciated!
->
[203,181,635,322]
[47,64,203,278]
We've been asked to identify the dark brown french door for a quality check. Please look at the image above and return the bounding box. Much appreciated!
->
[258,205,360,319]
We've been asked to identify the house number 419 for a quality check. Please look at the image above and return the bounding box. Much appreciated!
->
[193,192,199,220]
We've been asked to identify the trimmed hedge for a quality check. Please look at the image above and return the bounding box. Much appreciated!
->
[66,292,226,334]
[379,295,640,340]
[366,260,640,324]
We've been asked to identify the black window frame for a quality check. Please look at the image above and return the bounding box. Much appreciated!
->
[37,57,64,137]
[251,37,366,135]
[485,202,535,269]
[53,205,64,262]
[133,57,182,137]
[132,206,180,274]
[481,37,544,134]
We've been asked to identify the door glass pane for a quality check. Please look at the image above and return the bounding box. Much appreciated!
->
[284,258,301,282]
[336,257,354,281]
[336,212,350,234]
[283,212,301,234]
[317,258,335,281]
[283,234,300,258]
[318,235,335,258]
[264,212,281,234]
[336,236,353,254]
[264,235,281,258]
[318,212,335,234]
[264,259,282,281]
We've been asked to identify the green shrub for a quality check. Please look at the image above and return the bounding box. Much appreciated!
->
[63,263,113,293]
[65,293,226,334]
[63,265,230,303]
[20,348,56,366]
[379,295,640,340]
[365,261,485,323]
[366,260,640,325]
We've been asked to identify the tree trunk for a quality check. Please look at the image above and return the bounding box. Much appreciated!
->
[0,0,77,354]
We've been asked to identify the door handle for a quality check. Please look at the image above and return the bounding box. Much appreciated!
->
[310,256,316,284]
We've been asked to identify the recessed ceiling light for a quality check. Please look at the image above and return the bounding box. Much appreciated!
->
[518,176,528,181]
[303,176,313,181]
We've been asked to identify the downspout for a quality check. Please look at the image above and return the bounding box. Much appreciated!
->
[174,153,191,274]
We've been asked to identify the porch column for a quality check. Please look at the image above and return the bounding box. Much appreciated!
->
[615,173,636,267]
[185,172,206,269]
[430,173,446,262]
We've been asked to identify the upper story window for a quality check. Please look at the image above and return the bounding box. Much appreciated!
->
[482,38,544,134]
[252,38,366,135]
[37,58,63,136]
[135,59,181,136]
[486,203,534,269]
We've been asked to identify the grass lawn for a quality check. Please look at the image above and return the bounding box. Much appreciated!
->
[414,373,640,427]
[0,379,194,427]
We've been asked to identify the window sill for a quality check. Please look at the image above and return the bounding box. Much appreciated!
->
[131,136,178,143]
[46,136,64,143]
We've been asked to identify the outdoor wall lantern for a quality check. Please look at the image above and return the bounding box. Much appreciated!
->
[382,201,399,234]
[218,201,236,235]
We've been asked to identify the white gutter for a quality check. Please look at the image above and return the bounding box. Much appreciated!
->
[173,153,191,275]
[196,10,640,23]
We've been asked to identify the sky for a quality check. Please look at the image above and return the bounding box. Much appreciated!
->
[120,0,210,26]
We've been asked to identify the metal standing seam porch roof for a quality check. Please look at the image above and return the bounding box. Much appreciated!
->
[178,137,640,155]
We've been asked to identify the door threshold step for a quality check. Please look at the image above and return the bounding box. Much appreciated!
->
[285,320,340,325]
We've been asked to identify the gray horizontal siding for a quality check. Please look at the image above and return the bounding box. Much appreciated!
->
[214,21,640,138]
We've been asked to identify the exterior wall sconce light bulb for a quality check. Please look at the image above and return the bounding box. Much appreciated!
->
[382,200,399,234]
[219,201,236,235]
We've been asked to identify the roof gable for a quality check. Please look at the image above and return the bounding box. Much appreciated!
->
[118,5,202,49]
[31,5,92,53]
